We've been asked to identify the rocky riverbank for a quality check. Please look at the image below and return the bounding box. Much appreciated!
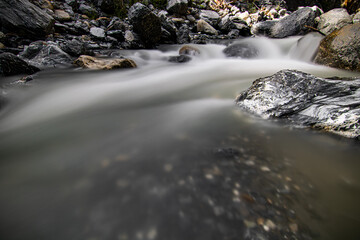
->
[0,0,359,76]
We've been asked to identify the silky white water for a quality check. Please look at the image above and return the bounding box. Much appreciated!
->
[0,34,360,240]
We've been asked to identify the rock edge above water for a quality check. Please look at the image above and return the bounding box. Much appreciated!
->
[236,70,360,139]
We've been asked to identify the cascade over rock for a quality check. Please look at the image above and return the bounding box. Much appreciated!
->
[236,70,360,138]
[0,0,54,39]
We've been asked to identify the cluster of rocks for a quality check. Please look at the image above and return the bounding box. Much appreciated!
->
[1,0,359,77]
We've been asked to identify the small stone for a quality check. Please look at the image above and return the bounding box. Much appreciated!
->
[244,220,256,228]
[264,219,276,231]
[233,189,240,196]
[205,173,214,180]
[116,154,130,162]
[289,223,298,233]
[260,166,270,172]
[101,159,110,167]
[257,217,264,225]
[147,228,157,240]
[54,9,71,22]
[164,163,173,172]
[90,27,105,38]
[116,179,129,188]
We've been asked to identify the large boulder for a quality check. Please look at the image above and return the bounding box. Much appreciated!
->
[166,0,188,15]
[0,52,39,76]
[74,55,137,70]
[236,69,360,138]
[0,0,54,38]
[19,41,73,68]
[316,8,352,35]
[251,7,321,38]
[128,3,162,47]
[314,23,360,72]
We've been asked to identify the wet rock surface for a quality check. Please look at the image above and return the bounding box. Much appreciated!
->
[236,70,360,139]
[223,42,259,59]
[314,23,360,72]
[0,52,40,76]
[0,0,54,38]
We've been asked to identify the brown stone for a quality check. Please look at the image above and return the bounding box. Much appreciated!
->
[74,55,137,70]
[54,10,71,22]
[314,23,360,72]
[179,45,200,56]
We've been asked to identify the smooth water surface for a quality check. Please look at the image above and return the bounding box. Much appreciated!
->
[0,34,360,240]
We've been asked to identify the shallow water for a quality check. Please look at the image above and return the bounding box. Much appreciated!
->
[0,34,360,240]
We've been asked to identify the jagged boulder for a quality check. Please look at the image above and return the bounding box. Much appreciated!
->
[251,7,321,38]
[236,69,360,138]
[314,23,360,72]
[197,19,218,35]
[128,3,162,47]
[19,41,73,68]
[74,55,137,70]
[0,52,39,76]
[199,10,221,27]
[316,8,352,35]
[0,0,54,38]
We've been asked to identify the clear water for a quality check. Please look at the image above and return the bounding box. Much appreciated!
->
[0,34,360,240]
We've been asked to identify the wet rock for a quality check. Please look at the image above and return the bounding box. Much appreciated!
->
[0,52,39,76]
[54,9,72,22]
[59,38,87,57]
[19,41,73,68]
[316,8,352,35]
[314,23,360,72]
[167,0,188,15]
[199,10,221,27]
[128,3,162,47]
[74,55,137,70]
[90,27,105,39]
[0,0,54,39]
[107,30,124,41]
[236,69,360,138]
[251,7,321,38]
[219,15,235,33]
[223,43,259,59]
[168,55,192,63]
[179,45,200,56]
[197,19,218,35]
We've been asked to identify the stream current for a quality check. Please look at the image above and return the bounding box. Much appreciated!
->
[0,34,360,240]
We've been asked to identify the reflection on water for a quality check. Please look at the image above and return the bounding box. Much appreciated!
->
[0,35,360,240]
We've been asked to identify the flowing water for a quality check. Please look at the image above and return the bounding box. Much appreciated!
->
[0,34,360,240]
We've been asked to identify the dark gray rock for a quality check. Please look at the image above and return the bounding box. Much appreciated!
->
[59,38,87,57]
[128,3,162,47]
[314,23,360,72]
[177,24,190,44]
[0,0,54,38]
[219,15,235,33]
[167,0,188,15]
[107,30,124,41]
[78,3,98,18]
[251,7,321,38]
[19,41,73,68]
[236,69,360,138]
[93,0,123,14]
[168,55,192,63]
[107,17,127,31]
[223,43,259,58]
[0,52,39,76]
